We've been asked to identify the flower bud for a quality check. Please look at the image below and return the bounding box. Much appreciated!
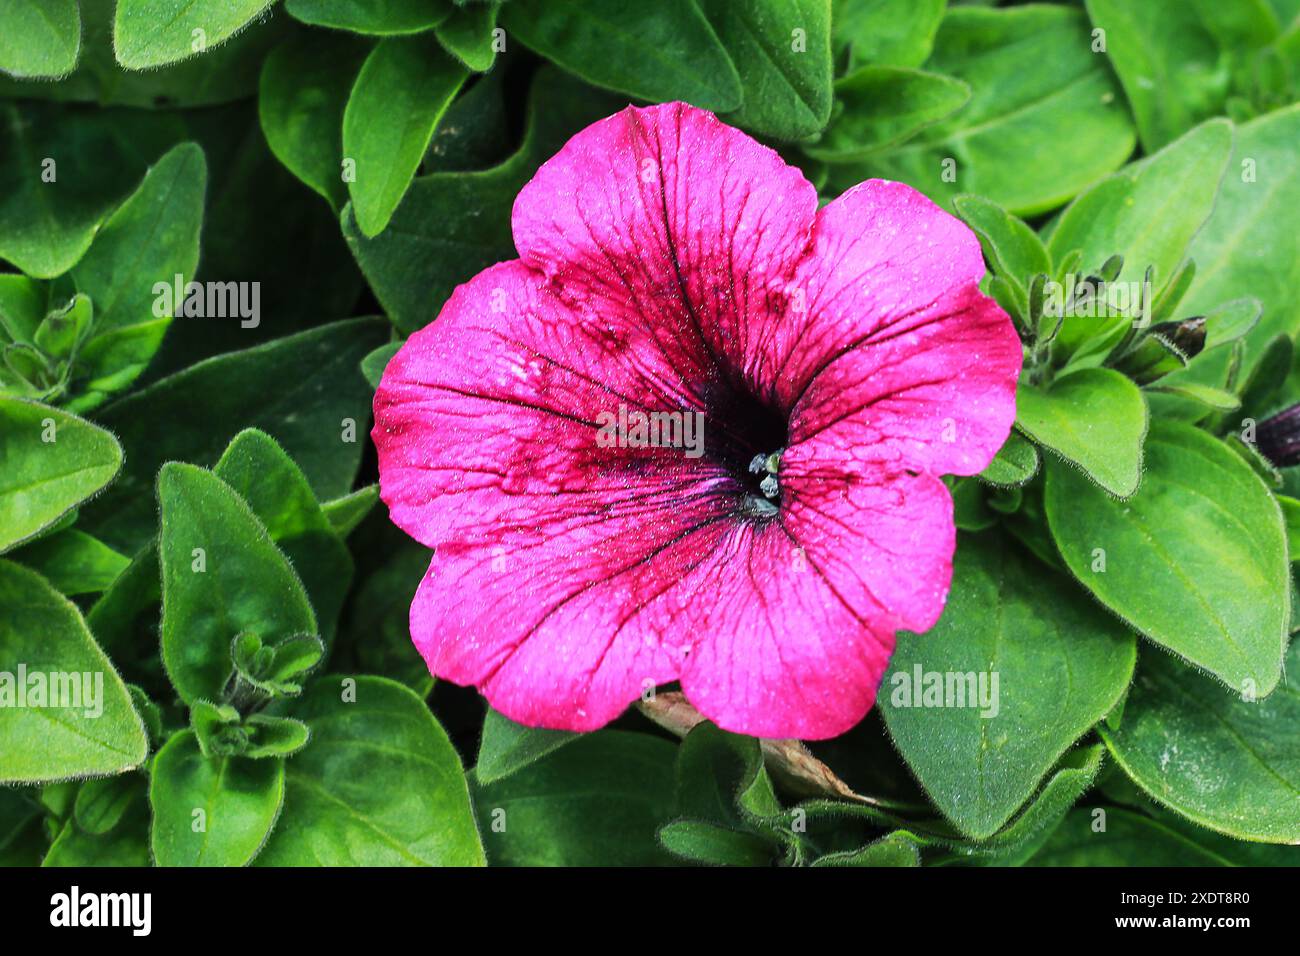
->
[1255,403,1300,467]
[1151,316,1207,360]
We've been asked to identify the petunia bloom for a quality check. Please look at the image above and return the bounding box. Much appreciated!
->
[372,102,1021,740]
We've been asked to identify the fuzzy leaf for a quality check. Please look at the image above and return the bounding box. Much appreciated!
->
[0,559,147,783]
[1046,420,1290,695]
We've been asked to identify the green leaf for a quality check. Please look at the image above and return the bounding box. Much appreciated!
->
[3,342,52,398]
[674,722,780,825]
[1266,0,1300,28]
[73,773,140,835]
[0,398,122,553]
[500,0,743,112]
[472,730,676,865]
[956,744,1106,864]
[831,0,945,70]
[952,194,1050,301]
[88,449,356,669]
[231,632,325,698]
[361,341,401,388]
[0,790,39,848]
[343,166,512,333]
[81,319,387,553]
[0,0,285,109]
[1237,332,1292,412]
[285,0,452,35]
[232,632,324,697]
[1148,258,1200,325]
[0,559,148,783]
[1099,642,1300,843]
[321,485,379,537]
[811,831,923,867]
[85,545,160,663]
[880,531,1135,839]
[1015,368,1149,498]
[1114,333,1190,386]
[423,66,511,171]
[0,274,44,347]
[1181,105,1300,381]
[698,0,833,140]
[38,781,77,819]
[72,142,206,332]
[190,699,244,756]
[337,538,433,692]
[0,0,81,79]
[977,431,1040,488]
[44,776,150,866]
[257,676,485,866]
[114,0,278,70]
[213,429,353,644]
[0,791,43,866]
[805,66,969,160]
[343,35,468,237]
[476,708,578,786]
[1047,119,1233,305]
[435,0,499,72]
[158,462,317,705]
[1028,807,1244,866]
[150,730,284,866]
[1095,763,1300,864]
[1148,383,1241,411]
[1086,0,1279,151]
[950,476,995,532]
[660,723,787,864]
[830,4,1135,216]
[242,715,310,758]
[147,104,364,369]
[0,101,186,278]
[127,685,162,746]
[1045,420,1290,696]
[1278,493,1300,557]
[9,529,128,596]
[33,293,92,361]
[259,32,369,211]
[69,142,206,401]
[69,320,171,414]
[658,820,778,866]
[211,428,336,544]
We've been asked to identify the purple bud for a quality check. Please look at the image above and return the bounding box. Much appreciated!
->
[1256,403,1300,467]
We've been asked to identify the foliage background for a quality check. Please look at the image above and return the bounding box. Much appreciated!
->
[1,0,1298,866]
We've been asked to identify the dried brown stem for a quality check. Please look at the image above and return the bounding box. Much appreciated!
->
[636,691,884,806]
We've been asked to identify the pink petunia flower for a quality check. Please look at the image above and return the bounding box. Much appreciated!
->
[372,102,1021,740]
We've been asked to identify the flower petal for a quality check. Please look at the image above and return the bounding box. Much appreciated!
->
[409,492,732,732]
[781,456,956,633]
[512,100,819,389]
[778,180,1021,476]
[373,259,721,549]
[375,258,738,730]
[375,111,1021,739]
[677,468,953,740]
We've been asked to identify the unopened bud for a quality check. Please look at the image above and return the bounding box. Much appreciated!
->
[1151,316,1207,360]
[1255,403,1300,467]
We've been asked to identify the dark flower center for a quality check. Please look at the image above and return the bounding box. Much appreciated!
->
[701,382,789,520]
